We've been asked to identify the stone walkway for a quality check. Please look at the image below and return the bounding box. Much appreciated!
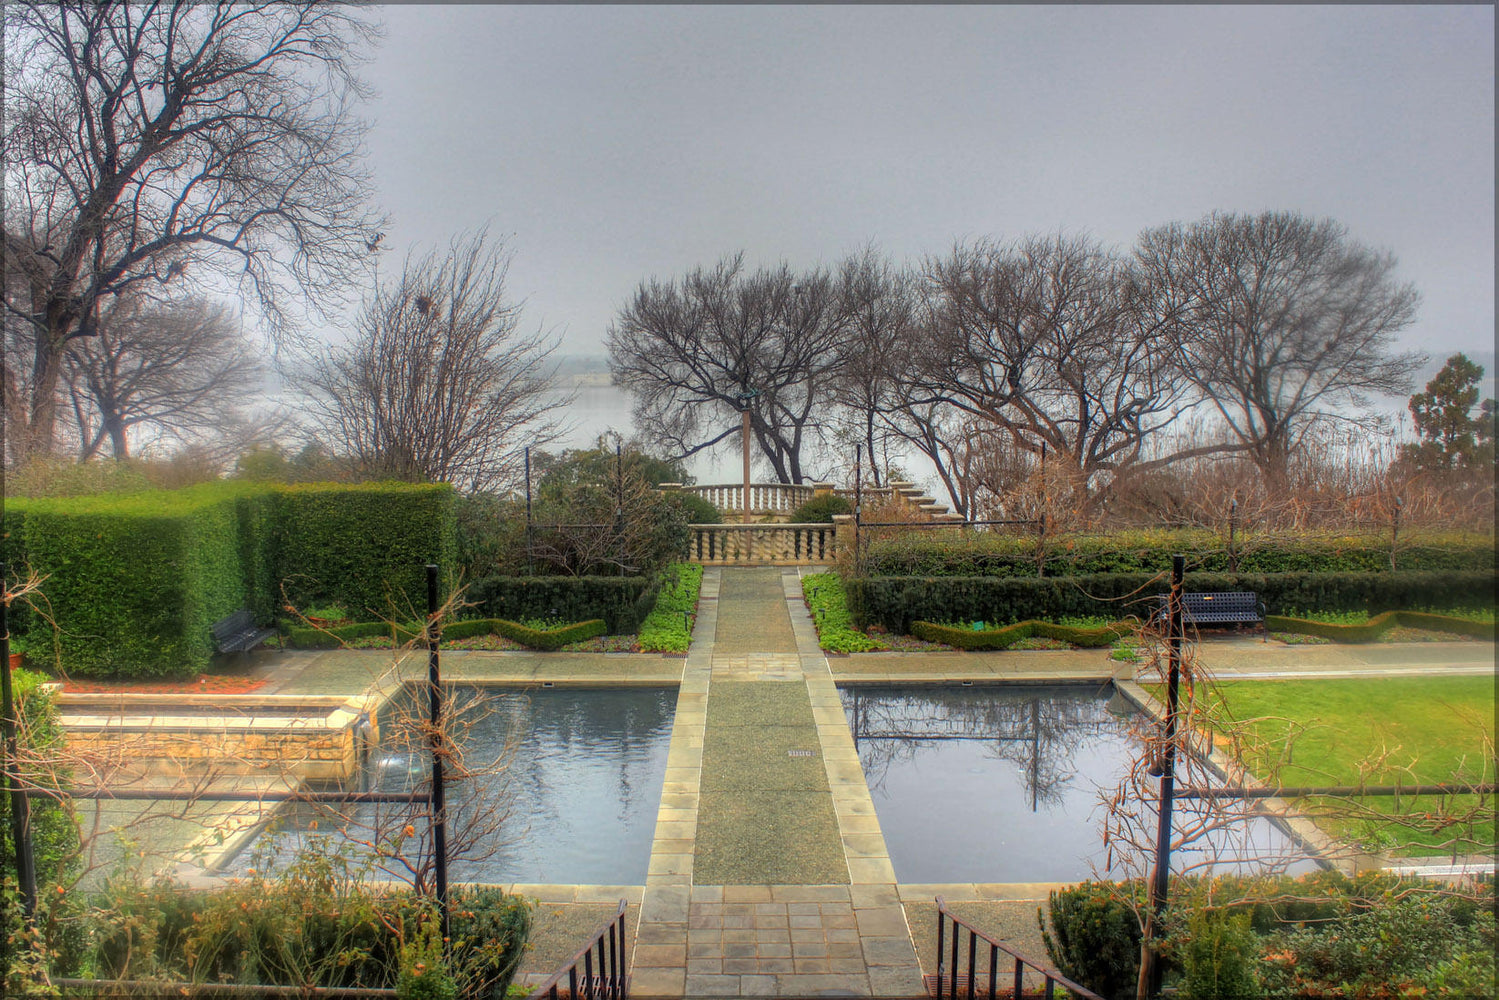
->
[630,567,925,998]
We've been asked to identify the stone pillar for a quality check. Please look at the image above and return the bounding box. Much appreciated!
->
[831,514,857,559]
[811,481,835,499]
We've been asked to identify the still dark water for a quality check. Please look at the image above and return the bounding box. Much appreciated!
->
[225,686,676,884]
[840,683,1318,883]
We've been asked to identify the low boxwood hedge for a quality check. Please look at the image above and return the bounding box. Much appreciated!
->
[1267,610,1497,642]
[911,618,1135,650]
[861,528,1496,577]
[848,570,1497,634]
[285,617,605,651]
[465,575,657,634]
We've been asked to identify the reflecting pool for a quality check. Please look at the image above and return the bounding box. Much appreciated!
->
[224,685,676,884]
[840,683,1319,884]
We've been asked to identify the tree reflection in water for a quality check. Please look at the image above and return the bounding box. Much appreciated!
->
[842,684,1129,810]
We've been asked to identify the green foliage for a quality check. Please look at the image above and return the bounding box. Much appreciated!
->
[488,617,605,650]
[452,491,527,578]
[63,846,530,992]
[10,483,257,677]
[274,482,457,621]
[848,570,1497,634]
[637,563,703,653]
[859,528,1494,577]
[803,573,886,652]
[285,616,604,651]
[397,912,457,1000]
[1400,352,1497,474]
[670,491,722,525]
[3,456,153,498]
[1172,908,1260,1000]
[1,670,79,900]
[1040,880,1144,1000]
[911,618,1133,650]
[531,438,690,498]
[1266,609,1497,642]
[788,494,852,523]
[466,574,657,634]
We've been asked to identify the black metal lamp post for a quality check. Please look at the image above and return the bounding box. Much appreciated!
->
[1,565,38,923]
[425,564,450,946]
[1144,554,1186,997]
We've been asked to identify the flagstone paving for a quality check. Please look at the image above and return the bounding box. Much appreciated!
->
[629,566,925,998]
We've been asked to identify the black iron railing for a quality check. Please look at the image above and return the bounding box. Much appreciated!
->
[933,897,1101,1000]
[531,899,629,1000]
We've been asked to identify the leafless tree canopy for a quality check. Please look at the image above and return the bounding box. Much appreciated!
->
[61,295,264,460]
[295,231,567,493]
[1135,211,1423,487]
[607,253,850,484]
[2,0,383,462]
[913,235,1190,510]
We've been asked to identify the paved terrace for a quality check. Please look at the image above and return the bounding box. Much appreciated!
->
[119,569,1494,998]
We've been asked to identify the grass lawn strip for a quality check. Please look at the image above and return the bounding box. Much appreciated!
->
[693,679,848,885]
[1193,676,1495,856]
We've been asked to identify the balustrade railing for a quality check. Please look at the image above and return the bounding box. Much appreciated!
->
[687,522,837,565]
[932,897,1101,1000]
[676,482,813,515]
[531,899,629,1000]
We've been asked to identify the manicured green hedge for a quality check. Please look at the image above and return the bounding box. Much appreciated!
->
[465,575,658,634]
[285,617,605,651]
[911,618,1134,650]
[848,570,1498,634]
[273,482,457,621]
[861,528,1496,577]
[12,484,252,677]
[1267,610,1497,642]
[6,481,457,678]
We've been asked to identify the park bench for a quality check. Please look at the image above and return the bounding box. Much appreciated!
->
[1155,591,1266,634]
[212,608,279,657]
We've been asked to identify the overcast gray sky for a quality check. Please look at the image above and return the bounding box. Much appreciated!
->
[355,4,1493,371]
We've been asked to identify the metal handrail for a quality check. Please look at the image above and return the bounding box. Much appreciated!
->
[531,898,629,1000]
[934,897,1101,1000]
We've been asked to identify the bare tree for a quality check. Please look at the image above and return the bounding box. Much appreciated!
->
[608,253,849,483]
[295,231,567,492]
[2,0,383,463]
[1135,211,1424,491]
[60,295,264,460]
[912,235,1190,514]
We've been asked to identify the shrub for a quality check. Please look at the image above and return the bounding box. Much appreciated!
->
[789,494,852,523]
[911,618,1133,650]
[670,491,722,525]
[12,484,257,677]
[1041,880,1144,1000]
[637,563,703,653]
[273,482,457,621]
[860,528,1495,577]
[465,575,657,634]
[285,617,604,652]
[803,572,885,652]
[0,670,78,895]
[848,570,1497,634]
[1172,908,1260,999]
[1267,609,1497,642]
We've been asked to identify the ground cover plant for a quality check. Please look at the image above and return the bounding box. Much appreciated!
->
[802,572,888,652]
[636,562,702,652]
[284,616,605,651]
[1189,676,1495,857]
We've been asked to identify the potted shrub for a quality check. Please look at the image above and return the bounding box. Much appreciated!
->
[7,635,26,670]
[302,603,353,628]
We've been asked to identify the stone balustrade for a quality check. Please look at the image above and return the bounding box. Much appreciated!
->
[686,522,838,566]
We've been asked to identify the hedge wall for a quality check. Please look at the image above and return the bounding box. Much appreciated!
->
[465,575,658,635]
[847,570,1498,634]
[272,482,457,620]
[859,528,1496,577]
[12,485,250,677]
[5,481,457,678]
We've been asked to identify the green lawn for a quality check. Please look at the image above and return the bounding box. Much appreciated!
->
[1189,676,1495,857]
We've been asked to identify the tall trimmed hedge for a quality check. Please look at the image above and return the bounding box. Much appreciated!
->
[860,528,1496,577]
[272,482,457,620]
[12,485,249,677]
[5,481,457,678]
[465,575,659,634]
[848,570,1498,634]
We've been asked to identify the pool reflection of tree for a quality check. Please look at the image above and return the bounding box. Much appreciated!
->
[842,685,1128,810]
